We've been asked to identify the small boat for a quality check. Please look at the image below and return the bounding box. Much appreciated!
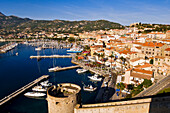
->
[67,48,83,53]
[88,74,102,81]
[40,80,52,87]
[76,69,88,74]
[16,52,18,56]
[32,86,47,92]
[48,66,60,72]
[24,92,46,97]
[35,47,42,51]
[83,85,97,92]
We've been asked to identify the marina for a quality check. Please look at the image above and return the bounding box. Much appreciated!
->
[0,42,18,53]
[0,44,102,113]
[0,75,49,106]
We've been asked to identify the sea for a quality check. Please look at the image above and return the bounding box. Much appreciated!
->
[0,43,102,113]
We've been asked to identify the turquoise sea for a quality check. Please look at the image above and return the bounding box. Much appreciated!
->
[0,43,102,113]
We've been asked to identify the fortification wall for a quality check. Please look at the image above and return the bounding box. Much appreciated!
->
[47,84,81,113]
[74,96,170,113]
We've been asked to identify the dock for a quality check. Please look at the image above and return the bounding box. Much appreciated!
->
[0,43,18,53]
[30,55,72,59]
[71,60,109,76]
[0,75,49,106]
[49,65,80,72]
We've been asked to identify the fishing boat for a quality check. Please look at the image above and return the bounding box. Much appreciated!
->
[88,74,102,81]
[24,92,46,97]
[76,69,88,74]
[83,85,97,92]
[32,86,47,92]
[40,80,52,87]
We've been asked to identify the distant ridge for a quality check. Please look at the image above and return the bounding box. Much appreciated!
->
[0,12,5,16]
[0,12,123,33]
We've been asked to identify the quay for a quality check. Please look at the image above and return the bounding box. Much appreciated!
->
[71,60,109,76]
[30,55,72,59]
[0,75,49,106]
[0,42,18,53]
[49,65,80,72]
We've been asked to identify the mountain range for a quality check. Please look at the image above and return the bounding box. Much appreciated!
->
[0,12,123,34]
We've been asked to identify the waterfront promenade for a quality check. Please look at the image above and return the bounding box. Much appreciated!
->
[0,75,49,106]
[71,59,118,102]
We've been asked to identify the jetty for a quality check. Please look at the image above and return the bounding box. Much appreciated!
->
[30,55,72,59]
[71,60,109,76]
[0,75,49,106]
[0,43,18,53]
[49,65,80,72]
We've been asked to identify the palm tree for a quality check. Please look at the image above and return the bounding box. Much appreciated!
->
[109,52,114,75]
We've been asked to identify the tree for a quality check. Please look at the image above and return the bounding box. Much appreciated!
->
[127,84,134,90]
[142,79,152,88]
[120,82,125,90]
[150,59,154,64]
[109,52,114,73]
[68,37,75,42]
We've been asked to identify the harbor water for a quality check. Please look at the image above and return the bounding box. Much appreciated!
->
[0,43,102,113]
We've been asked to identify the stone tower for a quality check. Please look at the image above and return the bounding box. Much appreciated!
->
[46,83,81,113]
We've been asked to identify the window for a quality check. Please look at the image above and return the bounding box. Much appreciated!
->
[153,49,154,51]
[155,58,158,61]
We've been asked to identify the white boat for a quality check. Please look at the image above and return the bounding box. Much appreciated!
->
[32,86,47,92]
[24,92,46,97]
[67,48,83,53]
[40,80,52,87]
[35,47,42,51]
[76,69,88,74]
[48,66,60,72]
[16,52,18,56]
[83,85,97,91]
[88,74,102,81]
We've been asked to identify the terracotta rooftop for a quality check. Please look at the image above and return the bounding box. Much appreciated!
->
[131,72,152,80]
[130,57,142,62]
[136,63,152,69]
[142,42,164,47]
[165,48,170,51]
[133,68,153,75]
[155,56,165,59]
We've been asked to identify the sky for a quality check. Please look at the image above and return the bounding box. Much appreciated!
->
[0,0,170,25]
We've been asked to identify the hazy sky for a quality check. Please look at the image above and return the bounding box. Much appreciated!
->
[0,0,170,25]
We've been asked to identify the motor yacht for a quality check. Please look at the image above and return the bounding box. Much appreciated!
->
[83,85,97,92]
[88,74,102,81]
[32,86,47,92]
[76,69,88,74]
[40,80,52,87]
[24,92,46,97]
